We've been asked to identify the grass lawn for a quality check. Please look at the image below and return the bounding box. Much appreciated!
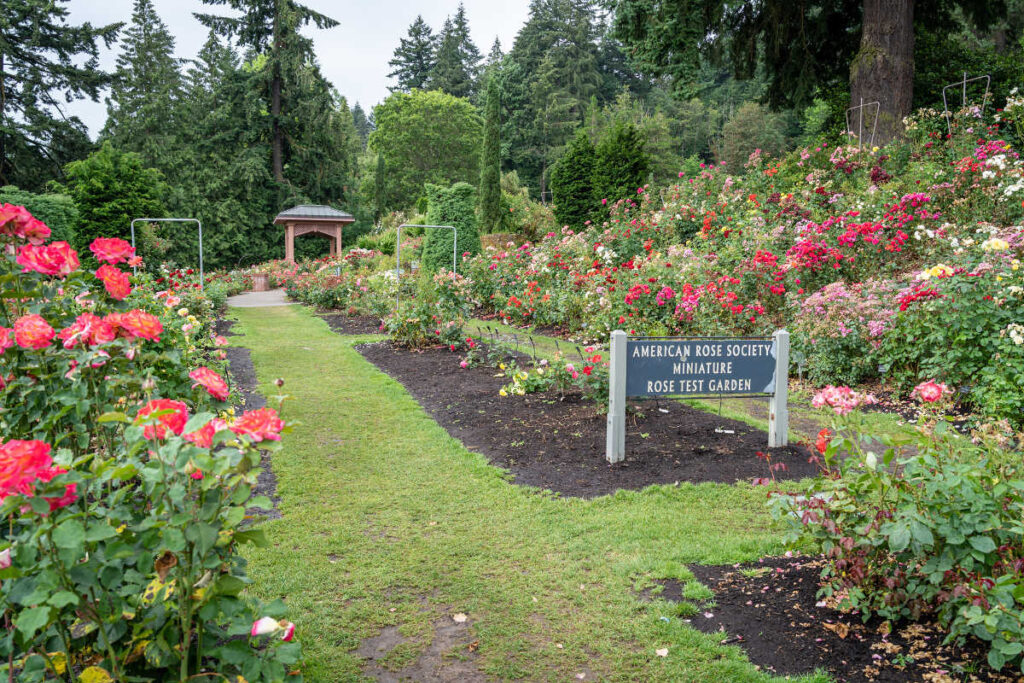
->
[231,304,830,682]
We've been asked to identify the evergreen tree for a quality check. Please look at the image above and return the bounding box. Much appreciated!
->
[428,4,482,98]
[486,37,504,67]
[387,15,436,92]
[0,0,121,189]
[592,120,648,204]
[195,0,339,182]
[550,129,596,228]
[374,153,386,221]
[422,181,480,272]
[60,141,167,256]
[103,0,183,173]
[479,77,501,233]
[352,103,372,147]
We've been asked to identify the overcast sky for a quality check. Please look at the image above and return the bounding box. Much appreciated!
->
[65,0,532,138]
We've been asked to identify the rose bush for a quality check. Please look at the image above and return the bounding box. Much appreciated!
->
[1,206,302,681]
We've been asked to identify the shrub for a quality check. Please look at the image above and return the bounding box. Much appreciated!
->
[773,387,1024,672]
[0,206,301,681]
[421,182,480,272]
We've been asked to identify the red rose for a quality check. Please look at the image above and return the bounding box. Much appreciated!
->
[184,419,226,449]
[14,314,55,350]
[815,429,831,455]
[135,398,189,440]
[58,313,116,349]
[89,237,136,265]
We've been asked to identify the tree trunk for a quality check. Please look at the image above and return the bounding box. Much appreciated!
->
[849,0,914,145]
[0,52,7,187]
[270,7,284,183]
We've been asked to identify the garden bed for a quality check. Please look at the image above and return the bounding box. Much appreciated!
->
[356,341,817,497]
[320,312,384,335]
[686,555,1013,682]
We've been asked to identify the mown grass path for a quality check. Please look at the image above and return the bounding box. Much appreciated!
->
[231,304,829,682]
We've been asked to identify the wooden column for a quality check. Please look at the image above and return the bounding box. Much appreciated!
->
[285,223,295,262]
[336,225,343,256]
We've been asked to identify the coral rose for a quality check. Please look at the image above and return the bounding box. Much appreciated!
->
[0,327,11,354]
[58,313,117,348]
[106,309,162,342]
[230,408,284,442]
[135,399,189,440]
[0,439,53,501]
[89,237,136,265]
[95,264,132,300]
[16,241,79,278]
[14,314,55,350]
[189,366,229,401]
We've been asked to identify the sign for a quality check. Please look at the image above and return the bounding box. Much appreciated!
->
[626,338,777,397]
[606,330,789,464]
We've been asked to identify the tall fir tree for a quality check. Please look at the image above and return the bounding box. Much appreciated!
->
[592,120,648,204]
[103,0,183,173]
[550,128,596,228]
[479,77,501,233]
[387,15,436,92]
[0,0,121,189]
[352,102,372,147]
[429,4,482,99]
[195,0,339,183]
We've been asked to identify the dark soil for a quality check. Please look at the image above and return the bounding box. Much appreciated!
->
[358,614,484,682]
[356,341,818,498]
[319,313,383,336]
[219,319,281,520]
[686,555,1017,682]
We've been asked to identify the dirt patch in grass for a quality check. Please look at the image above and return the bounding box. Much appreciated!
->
[320,313,383,335]
[220,319,281,520]
[686,555,1014,682]
[356,341,817,497]
[359,615,485,682]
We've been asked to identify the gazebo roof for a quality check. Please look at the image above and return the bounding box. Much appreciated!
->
[273,204,355,224]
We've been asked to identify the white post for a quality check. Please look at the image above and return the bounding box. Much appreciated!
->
[768,329,789,448]
[606,330,627,464]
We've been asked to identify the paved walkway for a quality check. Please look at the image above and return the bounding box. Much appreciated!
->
[226,288,294,307]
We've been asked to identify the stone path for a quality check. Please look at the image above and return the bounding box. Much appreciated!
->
[226,288,294,307]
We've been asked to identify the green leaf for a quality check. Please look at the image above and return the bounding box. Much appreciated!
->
[52,519,86,549]
[48,591,80,608]
[97,412,131,424]
[910,521,934,546]
[85,523,118,542]
[969,536,997,554]
[888,525,911,553]
[15,605,53,638]
[233,529,268,547]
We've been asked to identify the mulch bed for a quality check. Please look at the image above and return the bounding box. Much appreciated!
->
[356,341,818,497]
[685,555,1016,682]
[319,313,383,335]
[218,319,281,520]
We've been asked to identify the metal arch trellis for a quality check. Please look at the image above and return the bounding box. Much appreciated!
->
[394,223,457,309]
[845,98,881,151]
[942,72,992,137]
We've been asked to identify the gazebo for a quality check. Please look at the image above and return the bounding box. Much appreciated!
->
[274,205,355,262]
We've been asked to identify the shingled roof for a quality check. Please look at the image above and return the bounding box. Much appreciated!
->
[273,204,354,223]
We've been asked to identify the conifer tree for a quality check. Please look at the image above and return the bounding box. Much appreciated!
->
[592,120,648,204]
[479,77,501,233]
[387,15,437,92]
[374,152,386,220]
[195,0,339,183]
[0,0,121,188]
[352,103,372,147]
[103,0,183,172]
[551,128,596,228]
[428,4,482,99]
